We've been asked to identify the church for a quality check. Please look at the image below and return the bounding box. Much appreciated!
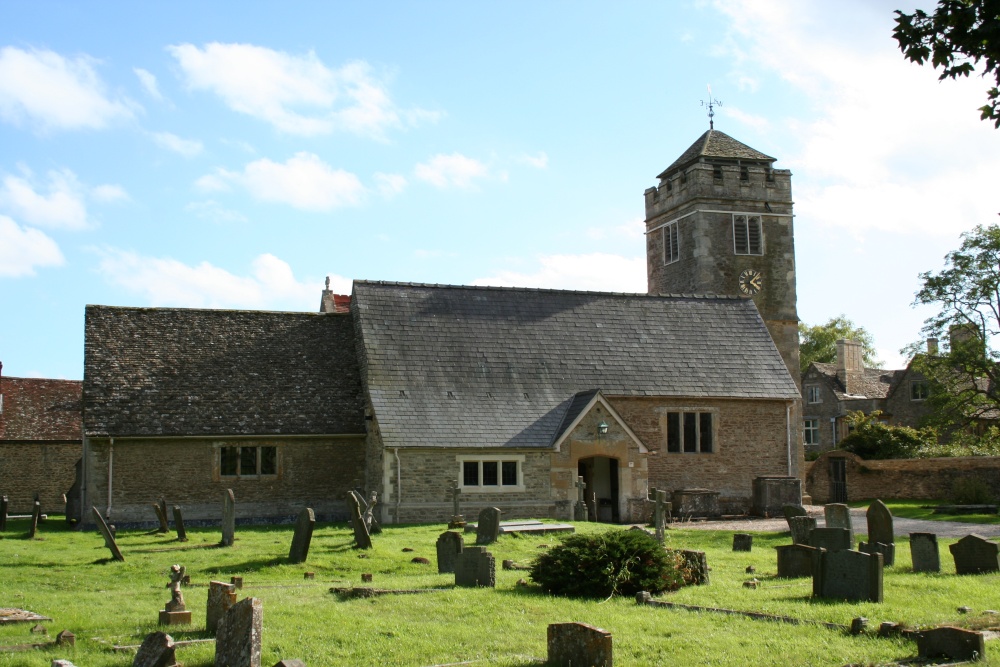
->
[79,128,804,527]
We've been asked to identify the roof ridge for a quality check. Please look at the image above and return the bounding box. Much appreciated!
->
[353,280,746,301]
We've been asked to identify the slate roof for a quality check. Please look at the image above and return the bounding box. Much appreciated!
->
[657,129,776,180]
[0,377,82,442]
[808,362,904,400]
[84,306,365,438]
[352,281,800,449]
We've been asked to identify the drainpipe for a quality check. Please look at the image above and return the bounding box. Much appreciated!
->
[786,403,792,476]
[394,448,401,524]
[106,438,114,518]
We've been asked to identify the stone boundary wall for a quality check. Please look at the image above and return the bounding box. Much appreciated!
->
[0,442,80,514]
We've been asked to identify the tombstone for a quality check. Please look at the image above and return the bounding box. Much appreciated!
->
[732,533,753,552]
[782,503,808,526]
[949,534,1000,574]
[752,476,801,516]
[91,506,125,561]
[348,493,372,549]
[231,576,244,589]
[824,503,854,544]
[859,541,896,567]
[287,508,315,564]
[574,477,588,522]
[866,500,894,547]
[910,532,941,573]
[788,516,817,545]
[449,479,465,526]
[680,550,709,585]
[917,626,986,662]
[159,565,192,625]
[0,494,7,531]
[808,527,851,552]
[454,546,495,588]
[547,622,613,667]
[221,489,236,547]
[348,490,381,535]
[159,498,170,532]
[214,597,263,667]
[56,630,75,646]
[132,631,178,667]
[475,507,502,545]
[776,544,822,578]
[812,549,883,603]
[172,506,187,542]
[206,581,238,634]
[653,489,668,543]
[28,500,41,538]
[436,531,464,574]
[153,503,169,534]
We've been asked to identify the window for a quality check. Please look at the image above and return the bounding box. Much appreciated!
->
[663,222,679,265]
[911,381,930,401]
[733,214,763,255]
[219,445,277,478]
[458,455,524,492]
[806,385,821,404]
[665,411,714,453]
[803,419,819,446]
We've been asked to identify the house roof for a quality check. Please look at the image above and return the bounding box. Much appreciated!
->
[352,281,800,449]
[657,129,776,180]
[807,362,905,401]
[0,376,82,442]
[83,306,365,438]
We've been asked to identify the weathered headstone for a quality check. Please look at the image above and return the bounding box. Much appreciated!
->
[653,489,668,543]
[808,527,851,552]
[475,507,502,545]
[812,549,883,603]
[867,500,894,546]
[91,506,125,561]
[0,494,7,531]
[449,479,465,527]
[776,544,822,578]
[859,540,896,567]
[680,550,709,585]
[172,506,187,542]
[56,630,75,646]
[574,477,588,522]
[221,489,236,547]
[917,626,986,662]
[732,533,753,552]
[159,564,192,625]
[788,516,817,545]
[824,503,854,544]
[436,531,464,574]
[949,534,1000,574]
[910,532,941,573]
[455,546,495,587]
[206,581,238,634]
[28,500,41,538]
[547,622,613,667]
[132,631,178,667]
[782,503,808,526]
[215,597,263,667]
[348,493,372,549]
[287,508,315,564]
[152,503,169,534]
[159,498,170,532]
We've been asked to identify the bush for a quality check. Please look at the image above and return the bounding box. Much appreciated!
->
[951,476,994,504]
[838,411,937,459]
[529,529,694,598]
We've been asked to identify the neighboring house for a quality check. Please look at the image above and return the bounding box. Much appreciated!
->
[0,372,82,514]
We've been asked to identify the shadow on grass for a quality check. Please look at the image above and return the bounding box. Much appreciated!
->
[129,542,225,554]
[202,557,287,574]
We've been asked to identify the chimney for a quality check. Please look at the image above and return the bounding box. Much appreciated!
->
[927,337,939,355]
[836,339,864,395]
[319,277,352,314]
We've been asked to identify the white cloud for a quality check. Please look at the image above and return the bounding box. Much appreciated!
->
[91,184,129,203]
[184,200,248,224]
[198,152,365,211]
[0,47,135,131]
[473,253,646,293]
[374,172,407,198]
[0,215,63,277]
[167,42,438,139]
[151,131,204,157]
[133,67,163,101]
[518,151,549,169]
[0,169,88,230]
[414,153,490,189]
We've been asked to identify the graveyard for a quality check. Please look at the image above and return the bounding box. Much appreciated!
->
[4,508,1000,665]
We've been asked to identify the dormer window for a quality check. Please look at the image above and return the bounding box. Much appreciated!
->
[733,215,763,255]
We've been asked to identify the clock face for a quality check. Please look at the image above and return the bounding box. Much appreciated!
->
[738,268,763,296]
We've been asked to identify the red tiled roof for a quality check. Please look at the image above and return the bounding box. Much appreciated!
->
[0,376,82,441]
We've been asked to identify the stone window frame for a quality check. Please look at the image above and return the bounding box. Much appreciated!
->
[805,385,822,404]
[456,454,525,493]
[664,409,717,454]
[662,220,680,265]
[803,418,820,446]
[732,214,764,255]
[215,443,280,480]
[910,380,930,401]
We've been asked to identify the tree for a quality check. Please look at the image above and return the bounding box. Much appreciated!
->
[894,1,1000,128]
[838,411,937,459]
[798,316,879,373]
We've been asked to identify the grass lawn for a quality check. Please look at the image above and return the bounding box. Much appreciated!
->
[849,499,1000,525]
[2,516,999,666]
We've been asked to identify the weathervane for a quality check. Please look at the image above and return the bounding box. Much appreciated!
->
[701,85,722,130]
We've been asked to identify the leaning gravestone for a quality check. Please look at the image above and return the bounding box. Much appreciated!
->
[917,626,987,662]
[909,532,941,573]
[91,506,125,561]
[221,489,236,547]
[867,500,894,546]
[776,544,822,578]
[28,500,41,538]
[547,622,613,667]
[809,527,851,552]
[859,541,896,567]
[732,533,753,552]
[0,495,8,531]
[476,507,502,545]
[788,516,817,545]
[812,549,883,603]
[153,503,169,534]
[159,498,170,533]
[949,534,1000,574]
[455,546,495,588]
[215,597,262,667]
[824,503,854,544]
[206,581,238,634]
[172,506,187,542]
[782,503,808,527]
[348,493,372,549]
[132,631,177,667]
[287,508,315,564]
[436,531,464,574]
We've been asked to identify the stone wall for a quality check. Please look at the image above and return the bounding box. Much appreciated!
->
[0,441,80,514]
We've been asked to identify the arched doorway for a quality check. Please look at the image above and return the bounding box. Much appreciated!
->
[578,456,620,523]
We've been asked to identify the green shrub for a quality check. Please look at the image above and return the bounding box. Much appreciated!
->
[838,410,937,459]
[529,529,693,598]
[951,476,994,504]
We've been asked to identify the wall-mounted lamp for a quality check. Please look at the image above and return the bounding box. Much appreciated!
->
[597,421,609,437]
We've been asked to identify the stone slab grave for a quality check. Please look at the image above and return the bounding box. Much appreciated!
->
[732,533,752,552]
[859,541,896,568]
[172,506,187,542]
[0,494,7,531]
[455,546,495,588]
[0,609,53,625]
[287,508,315,564]
[547,622,613,667]
[909,532,940,573]
[752,476,801,517]
[812,549,883,603]
[221,489,236,547]
[475,507,502,545]
[207,581,238,634]
[824,503,854,544]
[347,492,372,549]
[159,565,192,626]
[28,500,41,538]
[917,626,986,662]
[132,631,179,667]
[775,544,822,579]
[436,530,464,574]
[788,516,816,545]
[672,489,720,518]
[464,519,575,536]
[808,527,851,552]
[91,506,125,561]
[949,534,1000,574]
[215,597,263,667]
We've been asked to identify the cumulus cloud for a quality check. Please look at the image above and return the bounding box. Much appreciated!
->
[167,42,439,139]
[151,131,204,157]
[0,47,135,131]
[133,67,163,101]
[0,169,88,230]
[0,215,63,277]
[473,253,646,293]
[414,153,490,189]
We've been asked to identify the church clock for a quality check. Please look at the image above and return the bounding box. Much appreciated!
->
[738,268,763,296]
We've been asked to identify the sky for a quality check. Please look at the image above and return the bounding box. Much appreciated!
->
[2,0,999,380]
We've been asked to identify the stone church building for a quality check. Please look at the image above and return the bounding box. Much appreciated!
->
[79,128,804,527]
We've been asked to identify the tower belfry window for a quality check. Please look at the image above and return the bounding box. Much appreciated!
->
[663,221,679,265]
[733,214,763,255]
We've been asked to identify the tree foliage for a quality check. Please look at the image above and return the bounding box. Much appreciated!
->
[838,411,938,459]
[798,316,879,373]
[894,1,1000,128]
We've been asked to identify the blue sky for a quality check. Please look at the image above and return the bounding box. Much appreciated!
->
[2,1,999,380]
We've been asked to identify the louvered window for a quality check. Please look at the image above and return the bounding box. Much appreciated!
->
[663,221,680,265]
[733,214,763,255]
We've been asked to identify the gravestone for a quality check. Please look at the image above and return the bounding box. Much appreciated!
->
[348,490,381,535]
[153,503,169,534]
[206,581,238,634]
[680,550,709,585]
[436,531,464,574]
[221,489,236,547]
[812,549,883,603]
[782,503,808,525]
[0,494,7,531]
[287,508,315,564]
[574,477,588,522]
[732,533,753,552]
[159,565,192,626]
[672,489,720,517]
[348,493,372,549]
[454,546,495,588]
[91,506,125,561]
[752,476,801,517]
[449,479,465,527]
[132,631,178,667]
[56,630,75,646]
[28,500,41,538]
[859,540,896,567]
[788,516,817,545]
[867,500,894,546]
[808,527,851,552]
[172,506,187,542]
[776,544,822,578]
[159,498,170,532]
[547,622,613,667]
[215,597,263,667]
[917,626,986,662]
[910,532,941,573]
[949,534,1000,574]
[475,507,502,545]
[824,503,854,544]
[653,489,668,543]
